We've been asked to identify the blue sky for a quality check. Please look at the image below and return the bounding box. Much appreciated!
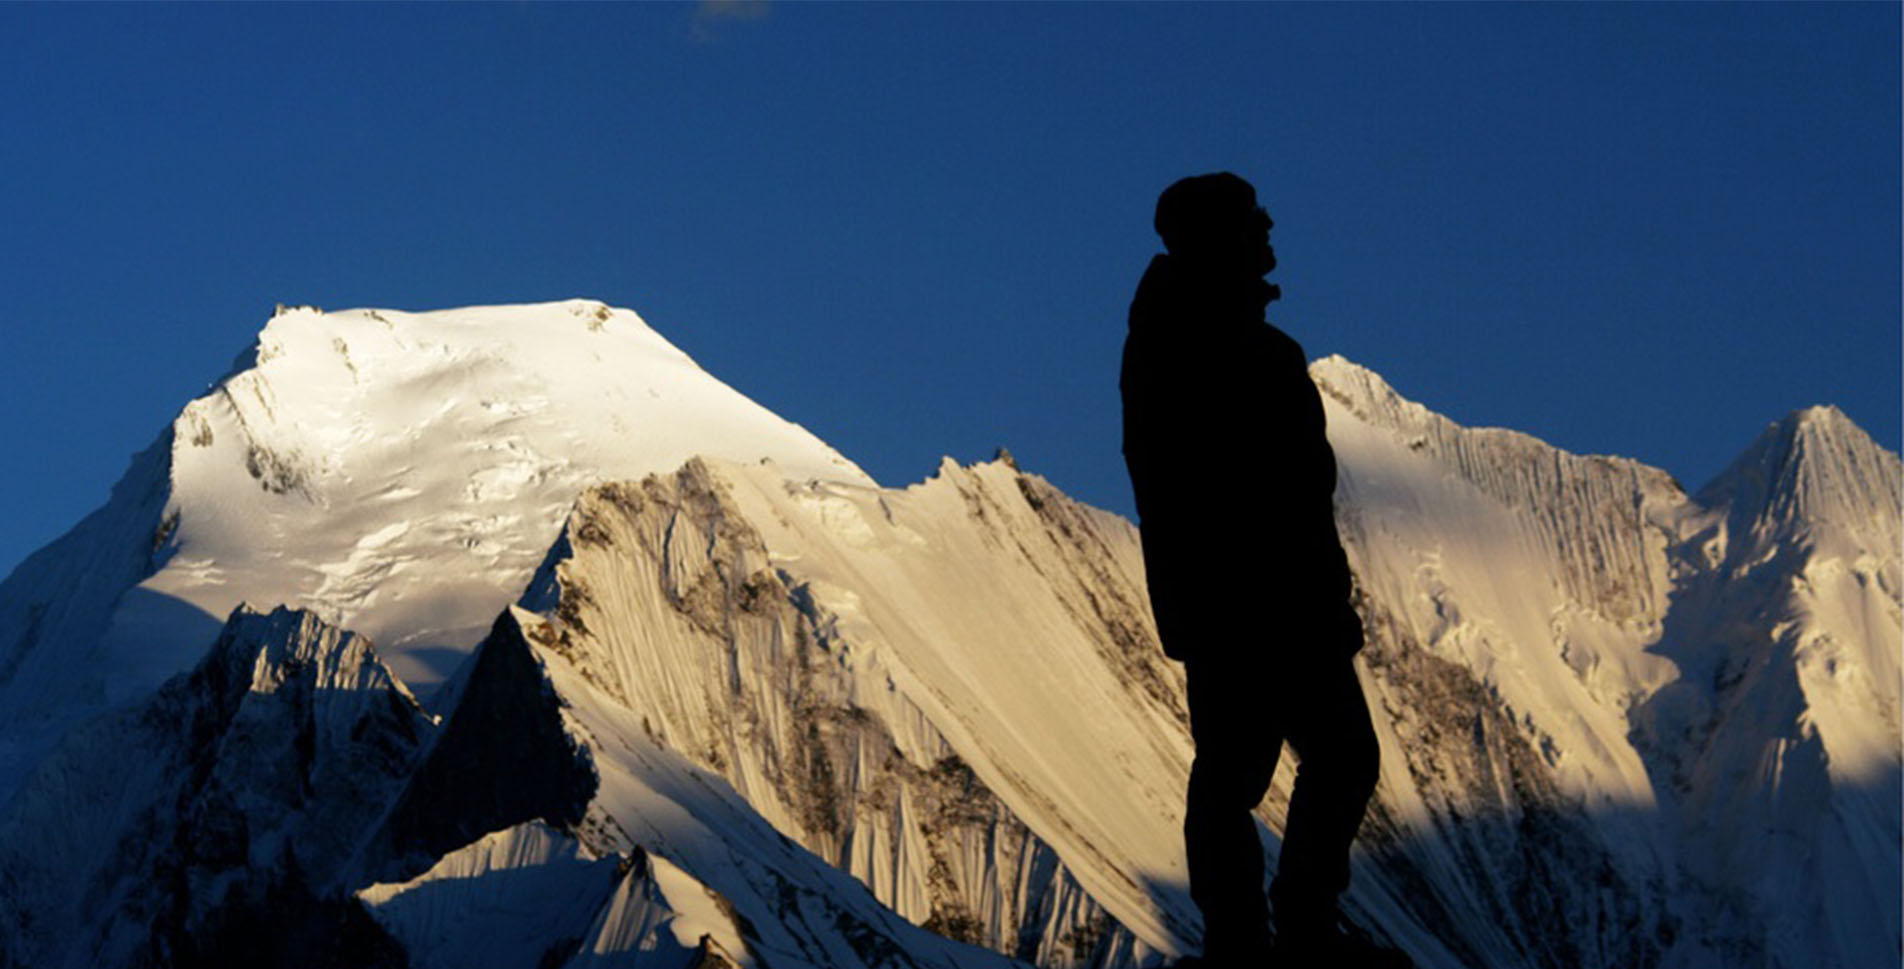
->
[0,3,1897,578]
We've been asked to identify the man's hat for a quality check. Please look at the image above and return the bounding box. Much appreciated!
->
[1154,172,1260,253]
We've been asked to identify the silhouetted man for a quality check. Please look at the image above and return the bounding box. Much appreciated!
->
[1122,174,1405,968]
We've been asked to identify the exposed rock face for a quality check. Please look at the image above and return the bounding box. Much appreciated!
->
[370,611,598,884]
[517,461,1143,968]
[0,606,427,969]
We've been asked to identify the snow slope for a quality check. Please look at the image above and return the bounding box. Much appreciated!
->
[510,457,1187,967]
[1314,359,1899,969]
[0,299,868,740]
[1634,405,1902,969]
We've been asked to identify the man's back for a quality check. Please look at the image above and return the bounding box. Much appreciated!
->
[1120,250,1350,662]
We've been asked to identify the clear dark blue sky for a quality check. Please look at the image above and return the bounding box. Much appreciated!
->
[1,3,1897,578]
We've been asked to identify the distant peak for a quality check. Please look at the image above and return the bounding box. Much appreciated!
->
[1698,402,1901,544]
[1307,354,1441,437]
[1307,354,1384,394]
[1719,405,1882,482]
[1787,404,1857,439]
[1308,352,1369,378]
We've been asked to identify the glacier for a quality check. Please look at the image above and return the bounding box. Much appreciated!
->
[0,300,1895,969]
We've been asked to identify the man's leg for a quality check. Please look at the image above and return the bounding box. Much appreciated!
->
[1184,658,1283,961]
[1269,652,1379,942]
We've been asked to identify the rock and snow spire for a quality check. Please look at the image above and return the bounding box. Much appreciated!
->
[1698,404,1903,559]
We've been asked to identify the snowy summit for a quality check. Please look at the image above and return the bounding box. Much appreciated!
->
[1,300,870,721]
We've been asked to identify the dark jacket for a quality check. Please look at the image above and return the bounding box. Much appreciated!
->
[1120,254,1356,662]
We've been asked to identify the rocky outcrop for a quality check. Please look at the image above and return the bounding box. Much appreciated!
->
[518,460,1131,967]
[0,605,428,969]
[370,611,598,884]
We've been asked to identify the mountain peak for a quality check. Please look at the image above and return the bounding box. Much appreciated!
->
[207,603,416,706]
[155,301,873,684]
[1,300,879,726]
[1698,402,1901,554]
[1308,354,1430,431]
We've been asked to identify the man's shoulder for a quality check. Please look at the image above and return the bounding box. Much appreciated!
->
[1129,255,1176,315]
[1257,320,1311,367]
[1259,318,1301,350]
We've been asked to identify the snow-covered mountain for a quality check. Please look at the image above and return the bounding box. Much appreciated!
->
[0,301,1895,969]
[0,300,867,731]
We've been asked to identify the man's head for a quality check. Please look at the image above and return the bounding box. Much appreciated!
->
[1153,172,1274,277]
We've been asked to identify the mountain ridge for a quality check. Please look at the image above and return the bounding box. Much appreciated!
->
[0,300,1894,969]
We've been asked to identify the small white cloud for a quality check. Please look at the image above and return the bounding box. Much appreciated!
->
[691,0,769,41]
[697,0,769,22]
